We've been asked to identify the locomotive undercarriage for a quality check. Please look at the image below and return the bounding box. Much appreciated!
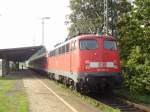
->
[48,72,122,94]
[48,73,75,90]
[77,77,115,94]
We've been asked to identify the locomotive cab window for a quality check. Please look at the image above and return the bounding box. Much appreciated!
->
[103,40,117,50]
[80,39,98,50]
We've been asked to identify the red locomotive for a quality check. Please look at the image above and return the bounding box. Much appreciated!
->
[47,34,123,93]
[28,34,122,93]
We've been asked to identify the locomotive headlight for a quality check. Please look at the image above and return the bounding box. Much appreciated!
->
[85,61,116,69]
[85,62,99,69]
[106,62,114,68]
[89,62,99,68]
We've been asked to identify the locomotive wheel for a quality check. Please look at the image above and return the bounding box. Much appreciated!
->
[75,82,90,94]
[81,84,90,94]
[69,81,75,91]
[48,74,51,79]
[69,85,74,90]
[64,78,69,87]
[74,83,80,92]
[49,74,52,80]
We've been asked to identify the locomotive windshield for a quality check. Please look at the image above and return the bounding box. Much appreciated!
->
[80,39,98,50]
[104,40,117,50]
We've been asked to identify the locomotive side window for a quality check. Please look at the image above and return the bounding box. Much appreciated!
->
[66,43,70,52]
[55,48,59,55]
[80,39,98,50]
[59,47,61,54]
[62,45,65,54]
[104,40,117,50]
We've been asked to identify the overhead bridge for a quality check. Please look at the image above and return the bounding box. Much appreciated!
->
[0,45,45,76]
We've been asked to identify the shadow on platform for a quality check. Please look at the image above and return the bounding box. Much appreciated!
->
[2,69,47,80]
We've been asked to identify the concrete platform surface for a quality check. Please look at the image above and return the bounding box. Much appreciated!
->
[21,70,101,112]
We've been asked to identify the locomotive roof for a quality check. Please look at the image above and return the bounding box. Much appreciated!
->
[50,34,115,51]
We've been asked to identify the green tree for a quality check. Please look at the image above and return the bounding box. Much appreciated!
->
[118,0,150,94]
[118,0,150,66]
[68,0,103,37]
[68,0,131,37]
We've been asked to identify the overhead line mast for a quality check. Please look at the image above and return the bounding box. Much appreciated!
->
[103,0,117,37]
[104,0,108,35]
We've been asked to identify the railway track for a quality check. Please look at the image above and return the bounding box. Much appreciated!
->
[32,71,149,112]
[90,94,147,112]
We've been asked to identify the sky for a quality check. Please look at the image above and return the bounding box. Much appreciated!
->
[0,0,70,50]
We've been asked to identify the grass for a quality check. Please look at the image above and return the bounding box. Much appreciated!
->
[48,80,120,112]
[130,94,150,104]
[0,77,28,112]
[114,88,150,105]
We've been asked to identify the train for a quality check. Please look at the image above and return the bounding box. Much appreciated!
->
[28,34,123,93]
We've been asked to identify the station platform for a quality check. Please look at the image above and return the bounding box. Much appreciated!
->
[5,70,101,112]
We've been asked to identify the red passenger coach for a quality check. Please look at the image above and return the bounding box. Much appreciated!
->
[48,34,123,93]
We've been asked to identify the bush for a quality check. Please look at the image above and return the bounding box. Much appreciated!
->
[123,65,150,94]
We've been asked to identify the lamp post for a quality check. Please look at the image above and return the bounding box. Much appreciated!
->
[41,17,50,45]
